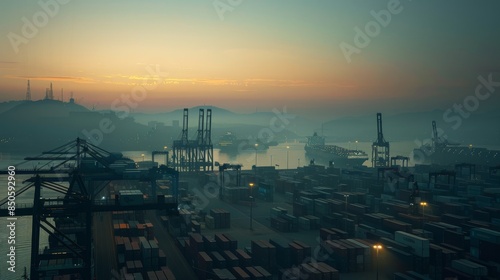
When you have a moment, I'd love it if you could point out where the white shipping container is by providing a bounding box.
[119,190,144,206]
[394,231,429,258]
[451,259,487,276]
[270,208,282,218]
[470,228,500,245]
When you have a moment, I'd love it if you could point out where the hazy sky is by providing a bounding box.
[1,0,499,119]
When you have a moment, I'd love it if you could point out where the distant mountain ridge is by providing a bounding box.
[0,100,498,151]
[1,99,89,119]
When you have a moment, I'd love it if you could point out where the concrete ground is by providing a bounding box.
[93,211,119,280]
[146,211,198,280]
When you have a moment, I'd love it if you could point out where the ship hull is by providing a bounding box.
[218,140,269,153]
[413,146,500,166]
[305,146,367,166]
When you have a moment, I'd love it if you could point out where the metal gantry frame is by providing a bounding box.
[372,113,390,167]
[172,108,213,172]
[152,150,169,166]
[429,170,457,189]
[0,138,179,280]
[391,155,409,168]
[204,109,214,171]
[218,163,242,199]
[173,108,191,171]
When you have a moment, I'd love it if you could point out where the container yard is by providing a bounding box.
[1,111,500,280]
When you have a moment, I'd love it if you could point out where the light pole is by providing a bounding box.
[164,146,168,166]
[298,158,300,168]
[141,153,145,162]
[373,244,382,280]
[286,146,290,169]
[355,140,358,150]
[420,202,427,229]
[270,155,273,166]
[254,143,258,167]
[249,183,254,231]
[344,194,350,231]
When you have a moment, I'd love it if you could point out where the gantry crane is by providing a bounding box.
[0,138,179,280]
[218,163,242,199]
[172,108,213,172]
[372,113,390,167]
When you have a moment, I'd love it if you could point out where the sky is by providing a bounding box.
[1,0,500,119]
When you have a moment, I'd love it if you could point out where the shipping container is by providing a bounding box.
[289,241,304,265]
[211,251,227,269]
[146,271,158,280]
[231,267,251,280]
[222,233,238,250]
[451,259,488,276]
[235,249,252,267]
[470,227,500,244]
[155,271,167,280]
[443,267,475,280]
[269,238,291,268]
[189,233,204,255]
[222,250,239,268]
[292,240,311,258]
[212,268,237,280]
[118,190,144,206]
[253,266,272,280]
[383,219,412,234]
[244,266,264,279]
[299,263,321,280]
[161,266,176,280]
[202,235,217,251]
[215,233,231,250]
[395,231,430,258]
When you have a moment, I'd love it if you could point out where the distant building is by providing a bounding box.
[148,121,165,129]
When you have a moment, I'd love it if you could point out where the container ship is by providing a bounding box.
[412,141,500,167]
[412,121,500,167]
[304,132,368,166]
[217,132,271,153]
